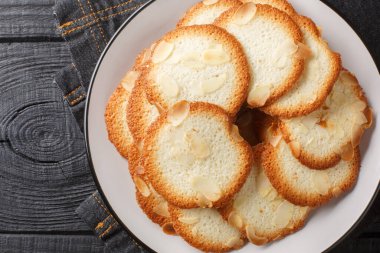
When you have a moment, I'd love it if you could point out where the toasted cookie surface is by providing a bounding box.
[142,25,250,116]
[220,145,310,245]
[241,0,297,16]
[143,102,253,208]
[279,71,371,169]
[262,15,341,117]
[170,206,245,252]
[215,3,304,107]
[127,80,160,144]
[177,0,242,27]
[261,129,360,207]
[105,69,140,159]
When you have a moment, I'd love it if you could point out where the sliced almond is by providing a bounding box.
[301,112,320,129]
[351,100,367,112]
[181,52,205,69]
[268,133,282,147]
[256,171,272,198]
[153,201,170,218]
[272,201,294,228]
[162,222,176,235]
[247,84,271,107]
[273,40,298,62]
[355,112,368,125]
[196,193,213,208]
[295,42,313,60]
[178,216,199,225]
[289,141,301,158]
[225,237,244,249]
[191,176,221,201]
[186,131,211,159]
[340,142,354,161]
[203,0,218,5]
[148,184,160,198]
[228,212,243,229]
[246,225,268,245]
[134,176,151,197]
[167,101,190,127]
[201,73,227,94]
[231,124,244,142]
[332,186,343,196]
[152,41,174,63]
[276,56,289,69]
[351,124,365,147]
[121,71,139,92]
[364,107,373,129]
[266,189,279,202]
[233,3,257,25]
[312,172,330,195]
[156,74,179,98]
[202,47,230,65]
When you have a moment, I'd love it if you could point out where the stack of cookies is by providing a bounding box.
[105,0,373,252]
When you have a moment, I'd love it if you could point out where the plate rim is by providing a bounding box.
[84,1,380,252]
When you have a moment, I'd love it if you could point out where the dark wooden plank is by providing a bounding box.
[0,234,107,253]
[0,0,58,38]
[0,42,96,231]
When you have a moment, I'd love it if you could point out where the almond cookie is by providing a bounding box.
[170,205,245,252]
[143,101,253,208]
[141,25,250,116]
[261,127,361,207]
[261,15,342,117]
[215,3,304,107]
[220,144,310,245]
[279,70,372,169]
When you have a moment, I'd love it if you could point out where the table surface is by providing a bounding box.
[0,0,378,252]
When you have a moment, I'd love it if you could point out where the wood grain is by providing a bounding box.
[0,42,96,231]
[0,234,107,253]
[0,0,59,39]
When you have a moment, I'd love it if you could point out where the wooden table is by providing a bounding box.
[0,1,378,252]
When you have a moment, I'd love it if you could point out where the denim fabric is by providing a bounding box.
[54,0,150,251]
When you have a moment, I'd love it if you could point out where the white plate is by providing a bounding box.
[85,0,380,252]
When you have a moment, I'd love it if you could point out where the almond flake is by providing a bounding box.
[351,124,365,147]
[156,74,179,98]
[276,56,288,69]
[364,108,373,129]
[186,131,211,159]
[152,41,174,63]
[247,84,271,107]
[301,113,320,129]
[256,172,272,198]
[178,216,199,225]
[228,212,243,229]
[225,237,244,249]
[312,172,330,195]
[181,52,205,69]
[340,143,354,161]
[148,184,160,198]
[246,225,268,245]
[200,73,227,95]
[153,201,170,217]
[268,133,282,147]
[162,223,176,235]
[121,71,139,92]
[295,42,313,60]
[203,0,218,5]
[273,40,298,62]
[134,176,151,197]
[191,176,221,201]
[332,186,343,196]
[272,201,294,228]
[196,193,213,208]
[266,189,279,201]
[231,125,244,142]
[351,100,367,112]
[233,3,257,25]
[202,47,230,65]
[167,101,190,127]
[289,141,301,158]
[355,112,368,125]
